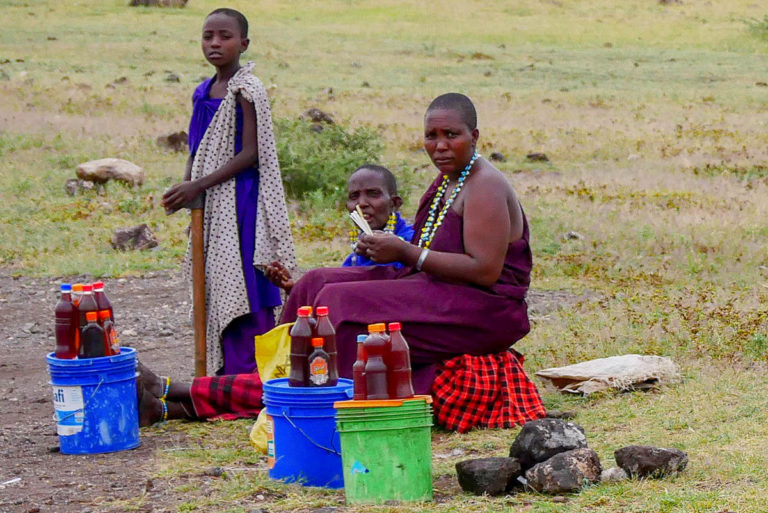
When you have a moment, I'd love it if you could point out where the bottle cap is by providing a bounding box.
[72,284,84,292]
[60,283,72,292]
[93,281,105,290]
[316,306,329,316]
[311,337,324,348]
[356,334,367,343]
[85,311,98,322]
[98,310,111,321]
[297,306,311,317]
[388,322,402,331]
[367,323,386,332]
[306,306,313,315]
[82,284,93,292]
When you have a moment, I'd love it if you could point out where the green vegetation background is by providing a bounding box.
[2,0,768,511]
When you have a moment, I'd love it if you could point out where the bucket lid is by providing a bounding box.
[264,378,353,402]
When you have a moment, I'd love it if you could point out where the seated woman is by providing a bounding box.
[265,164,414,292]
[281,93,546,430]
[138,164,414,426]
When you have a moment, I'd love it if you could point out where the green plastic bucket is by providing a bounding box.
[335,398,433,504]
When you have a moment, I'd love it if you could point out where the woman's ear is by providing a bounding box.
[391,195,403,211]
[471,128,479,147]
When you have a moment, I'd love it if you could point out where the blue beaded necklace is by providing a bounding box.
[418,152,480,248]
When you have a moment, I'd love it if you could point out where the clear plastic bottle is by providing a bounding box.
[54,284,78,359]
[99,310,120,355]
[308,337,331,387]
[315,306,338,386]
[289,306,313,387]
[92,281,114,321]
[352,334,367,400]
[387,322,414,399]
[364,323,389,399]
[79,311,106,358]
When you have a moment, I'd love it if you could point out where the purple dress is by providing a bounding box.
[189,77,282,375]
[281,175,532,394]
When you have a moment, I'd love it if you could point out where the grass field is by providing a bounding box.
[2,0,768,511]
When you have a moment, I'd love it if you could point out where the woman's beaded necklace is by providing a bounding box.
[418,152,480,248]
[349,212,397,247]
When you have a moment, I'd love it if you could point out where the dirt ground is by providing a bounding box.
[0,270,591,513]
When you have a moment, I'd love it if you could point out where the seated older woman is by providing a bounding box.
[282,93,546,431]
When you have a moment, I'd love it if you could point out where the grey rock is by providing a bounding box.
[156,131,188,153]
[301,108,335,124]
[509,418,588,470]
[65,179,98,195]
[76,158,144,187]
[111,224,159,251]
[614,445,688,478]
[526,152,549,162]
[455,457,521,496]
[525,448,601,494]
[489,151,506,162]
[600,466,629,483]
[545,410,576,420]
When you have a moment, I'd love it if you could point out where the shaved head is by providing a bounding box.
[426,93,477,130]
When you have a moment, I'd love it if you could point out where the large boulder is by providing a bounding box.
[76,158,144,187]
[455,457,521,496]
[509,418,588,471]
[614,445,688,478]
[524,448,602,494]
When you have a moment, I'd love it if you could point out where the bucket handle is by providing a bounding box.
[279,411,341,456]
[53,377,105,423]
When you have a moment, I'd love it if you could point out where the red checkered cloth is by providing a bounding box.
[432,350,547,433]
[190,372,263,421]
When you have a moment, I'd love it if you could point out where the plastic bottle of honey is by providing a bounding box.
[288,306,313,387]
[99,310,120,355]
[315,306,338,386]
[387,322,414,399]
[364,323,389,399]
[92,281,114,321]
[308,337,331,386]
[79,311,107,358]
[352,334,367,400]
[77,284,99,333]
[54,284,78,359]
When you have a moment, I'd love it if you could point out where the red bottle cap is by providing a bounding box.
[93,281,105,290]
[368,323,386,332]
[297,306,311,317]
[98,310,111,321]
[388,322,402,331]
[85,311,98,322]
[311,337,324,348]
[316,306,329,316]
[82,284,93,292]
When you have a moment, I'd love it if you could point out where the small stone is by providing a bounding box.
[156,131,188,153]
[526,152,549,162]
[361,81,370,88]
[489,152,506,162]
[455,457,521,496]
[552,496,568,503]
[600,466,629,483]
[301,108,334,124]
[111,224,159,251]
[561,231,584,242]
[204,466,224,477]
[525,448,601,494]
[145,478,154,491]
[614,445,688,478]
[76,158,144,187]
[122,329,138,337]
[545,410,576,420]
[165,72,181,82]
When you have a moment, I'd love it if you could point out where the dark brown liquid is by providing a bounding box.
[364,331,389,399]
[54,292,78,359]
[79,321,106,358]
[387,329,414,399]
[315,313,338,386]
[289,316,313,387]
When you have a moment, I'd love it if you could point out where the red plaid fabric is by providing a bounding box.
[190,372,263,421]
[432,350,547,433]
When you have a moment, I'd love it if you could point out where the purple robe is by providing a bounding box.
[189,78,282,375]
[281,175,532,393]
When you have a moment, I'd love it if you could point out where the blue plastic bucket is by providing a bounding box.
[263,377,353,488]
[46,347,140,455]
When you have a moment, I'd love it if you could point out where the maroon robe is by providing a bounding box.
[281,175,532,394]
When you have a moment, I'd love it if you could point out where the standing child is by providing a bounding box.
[162,8,296,376]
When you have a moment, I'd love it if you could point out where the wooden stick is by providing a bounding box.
[190,207,207,377]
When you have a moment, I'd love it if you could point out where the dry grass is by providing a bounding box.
[3,0,768,511]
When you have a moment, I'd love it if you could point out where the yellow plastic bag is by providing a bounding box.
[250,322,292,453]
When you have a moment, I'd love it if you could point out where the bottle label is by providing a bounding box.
[309,356,329,385]
[266,414,275,469]
[52,386,85,436]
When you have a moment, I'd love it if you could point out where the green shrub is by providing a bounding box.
[746,15,768,40]
[275,119,383,206]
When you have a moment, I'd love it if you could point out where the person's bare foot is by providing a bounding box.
[137,361,165,398]
[138,387,163,427]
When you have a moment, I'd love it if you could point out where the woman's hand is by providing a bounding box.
[265,261,295,292]
[162,181,203,212]
[358,232,408,264]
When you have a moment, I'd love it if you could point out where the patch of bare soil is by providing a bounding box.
[0,269,594,513]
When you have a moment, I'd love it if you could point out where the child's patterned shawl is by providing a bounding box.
[185,62,296,373]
